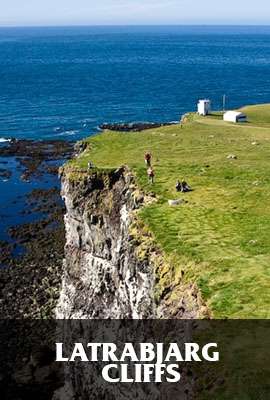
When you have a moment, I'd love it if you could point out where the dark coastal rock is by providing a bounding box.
[0,321,64,399]
[0,139,74,319]
[0,184,66,318]
[24,187,64,215]
[74,140,88,155]
[0,215,65,318]
[0,138,74,158]
[99,121,177,132]
[0,138,74,180]
[0,240,14,266]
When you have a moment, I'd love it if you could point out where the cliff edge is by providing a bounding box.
[56,164,205,319]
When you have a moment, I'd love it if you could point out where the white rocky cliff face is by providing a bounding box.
[53,165,206,400]
[55,167,156,319]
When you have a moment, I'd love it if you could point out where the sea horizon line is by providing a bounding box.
[0,23,270,29]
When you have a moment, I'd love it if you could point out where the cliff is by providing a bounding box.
[56,165,205,319]
[56,166,155,318]
[54,164,205,399]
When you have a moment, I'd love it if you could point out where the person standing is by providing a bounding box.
[144,152,152,167]
[147,167,155,184]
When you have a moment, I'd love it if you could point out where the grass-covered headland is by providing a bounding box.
[68,104,270,319]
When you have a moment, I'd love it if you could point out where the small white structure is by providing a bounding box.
[197,99,211,116]
[223,111,247,123]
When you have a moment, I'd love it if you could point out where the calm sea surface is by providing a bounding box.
[1,26,270,241]
[0,26,270,141]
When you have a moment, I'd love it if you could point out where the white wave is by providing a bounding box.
[0,138,11,143]
[55,130,79,137]
[53,127,63,132]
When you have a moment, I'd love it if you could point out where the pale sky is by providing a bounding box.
[0,0,270,26]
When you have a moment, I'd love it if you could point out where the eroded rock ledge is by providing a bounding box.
[56,165,207,319]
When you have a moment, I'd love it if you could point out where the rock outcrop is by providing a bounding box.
[56,166,156,319]
[99,122,177,132]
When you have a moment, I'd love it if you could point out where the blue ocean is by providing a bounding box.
[1,25,270,141]
[1,25,270,242]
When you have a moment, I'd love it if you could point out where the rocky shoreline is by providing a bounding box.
[0,138,73,180]
[99,121,177,132]
[0,139,74,318]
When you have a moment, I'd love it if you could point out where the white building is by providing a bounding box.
[223,111,247,123]
[197,99,211,116]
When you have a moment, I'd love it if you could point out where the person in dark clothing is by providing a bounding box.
[176,180,192,192]
[182,181,192,192]
[144,152,152,167]
[176,180,182,192]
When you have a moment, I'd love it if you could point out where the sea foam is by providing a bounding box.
[0,138,11,143]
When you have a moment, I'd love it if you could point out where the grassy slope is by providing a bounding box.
[240,103,270,125]
[70,105,270,319]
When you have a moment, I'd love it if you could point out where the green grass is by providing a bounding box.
[240,103,270,125]
[195,321,270,399]
[69,104,270,318]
